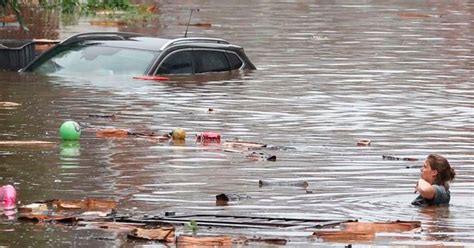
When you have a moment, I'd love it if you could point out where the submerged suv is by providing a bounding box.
[21,32,256,76]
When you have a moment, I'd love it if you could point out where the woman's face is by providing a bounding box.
[421,160,438,184]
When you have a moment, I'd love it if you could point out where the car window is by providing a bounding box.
[156,51,193,75]
[193,50,230,73]
[226,53,243,70]
[32,44,158,75]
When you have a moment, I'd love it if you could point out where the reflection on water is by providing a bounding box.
[1,0,474,246]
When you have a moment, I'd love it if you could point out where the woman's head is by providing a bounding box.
[421,154,456,187]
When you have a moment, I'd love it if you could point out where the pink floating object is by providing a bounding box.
[0,185,17,209]
[196,132,221,143]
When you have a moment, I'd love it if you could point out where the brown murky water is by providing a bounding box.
[1,0,473,246]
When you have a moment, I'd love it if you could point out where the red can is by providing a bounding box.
[196,132,221,143]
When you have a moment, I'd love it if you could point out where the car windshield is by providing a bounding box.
[31,44,158,76]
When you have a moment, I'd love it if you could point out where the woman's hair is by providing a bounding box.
[427,154,456,188]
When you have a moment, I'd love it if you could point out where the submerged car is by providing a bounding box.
[21,32,256,77]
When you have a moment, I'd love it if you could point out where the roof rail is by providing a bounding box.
[60,32,144,45]
[160,37,229,51]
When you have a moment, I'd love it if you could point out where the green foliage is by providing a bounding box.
[38,0,131,14]
[61,0,79,14]
[0,0,27,30]
[185,219,199,236]
[0,0,152,30]
[86,0,130,10]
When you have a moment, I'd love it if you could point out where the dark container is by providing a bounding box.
[0,40,35,71]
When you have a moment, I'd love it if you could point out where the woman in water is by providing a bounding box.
[412,154,456,206]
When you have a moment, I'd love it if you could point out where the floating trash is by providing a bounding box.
[246,151,276,161]
[196,132,221,143]
[382,155,418,161]
[357,139,371,146]
[128,226,175,242]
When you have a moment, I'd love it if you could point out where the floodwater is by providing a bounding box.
[1,0,474,246]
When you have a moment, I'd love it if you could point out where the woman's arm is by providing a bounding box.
[415,178,436,199]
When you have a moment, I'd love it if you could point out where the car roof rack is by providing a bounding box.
[160,37,229,51]
[60,32,144,45]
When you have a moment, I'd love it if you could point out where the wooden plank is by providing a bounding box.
[0,141,56,147]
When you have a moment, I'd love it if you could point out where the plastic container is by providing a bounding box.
[196,132,221,143]
[0,39,35,71]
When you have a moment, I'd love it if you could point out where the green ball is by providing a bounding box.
[59,121,81,141]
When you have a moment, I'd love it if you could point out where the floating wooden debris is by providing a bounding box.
[259,180,309,188]
[80,221,144,231]
[313,230,374,241]
[52,198,117,211]
[215,193,251,206]
[0,141,55,147]
[88,114,116,119]
[342,220,421,232]
[357,139,371,146]
[177,235,232,247]
[398,12,435,18]
[18,214,78,223]
[313,220,421,242]
[246,151,276,161]
[128,226,175,242]
[223,141,267,150]
[18,203,48,214]
[382,155,418,161]
[178,22,212,27]
[0,102,21,107]
[96,129,170,141]
[243,237,288,245]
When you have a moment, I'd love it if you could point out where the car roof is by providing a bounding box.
[61,32,239,52]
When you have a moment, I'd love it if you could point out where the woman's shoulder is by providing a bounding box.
[432,184,450,205]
